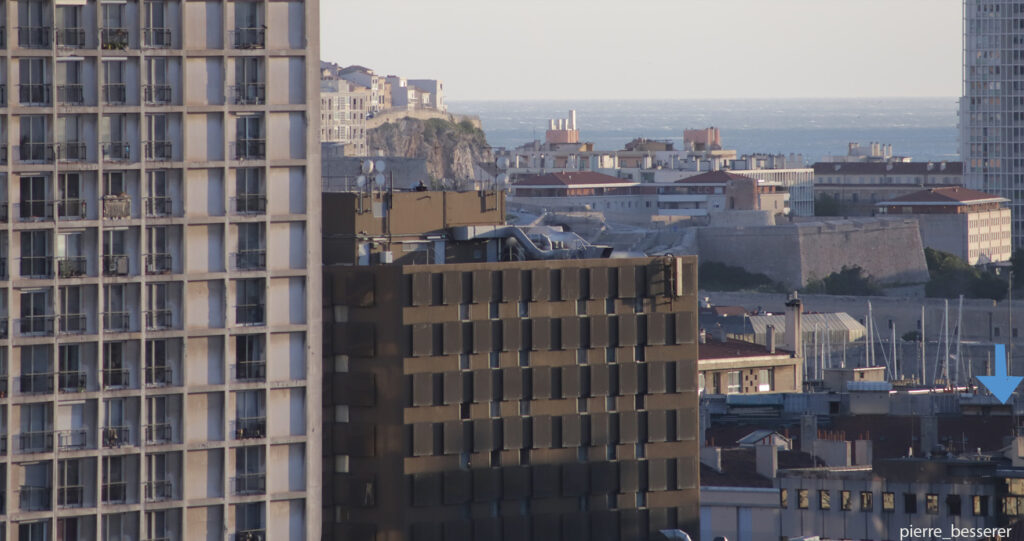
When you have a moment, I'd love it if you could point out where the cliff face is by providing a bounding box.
[367,118,492,181]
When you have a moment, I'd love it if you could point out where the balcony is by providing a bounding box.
[16,430,53,453]
[58,372,87,393]
[101,28,129,50]
[102,195,132,219]
[103,368,129,389]
[101,482,127,504]
[145,196,172,217]
[56,84,84,105]
[234,195,267,215]
[144,480,173,502]
[58,313,87,334]
[17,200,54,221]
[19,485,51,511]
[145,253,172,275]
[21,256,54,279]
[231,28,266,49]
[103,254,130,276]
[236,360,265,382]
[57,257,87,278]
[231,83,266,105]
[145,309,172,330]
[103,311,131,332]
[145,140,173,161]
[17,142,54,163]
[235,530,266,541]
[144,84,172,105]
[102,141,131,161]
[19,371,53,393]
[102,84,127,105]
[19,314,55,336]
[145,365,172,387]
[18,26,51,49]
[235,250,266,271]
[57,485,84,508]
[19,83,52,106]
[102,425,129,448]
[234,139,266,160]
[144,422,172,444]
[57,198,87,220]
[236,304,265,326]
[56,429,88,450]
[56,27,86,48]
[143,27,172,48]
[235,417,266,439]
[53,142,87,162]
[233,473,266,495]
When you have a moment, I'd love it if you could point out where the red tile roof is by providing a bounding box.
[514,172,635,187]
[879,186,1007,205]
[675,170,756,184]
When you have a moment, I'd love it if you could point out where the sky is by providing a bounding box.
[320,0,963,101]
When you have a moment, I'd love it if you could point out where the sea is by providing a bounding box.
[448,98,960,164]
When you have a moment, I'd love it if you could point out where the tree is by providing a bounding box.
[803,265,884,296]
[814,194,841,217]
[924,247,1007,301]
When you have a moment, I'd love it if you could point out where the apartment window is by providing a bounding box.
[57,60,84,105]
[57,517,84,541]
[860,491,873,511]
[57,232,86,278]
[926,493,939,514]
[144,58,172,104]
[103,171,132,219]
[947,494,962,516]
[103,397,129,447]
[19,521,50,541]
[20,344,52,394]
[726,371,741,394]
[819,490,831,510]
[780,488,788,508]
[103,230,130,276]
[20,174,51,221]
[20,289,53,338]
[235,115,265,159]
[56,5,85,48]
[146,283,172,329]
[882,492,895,512]
[18,0,51,48]
[234,57,265,104]
[146,226,172,275]
[19,402,52,452]
[146,114,172,160]
[840,490,852,511]
[58,344,85,393]
[144,0,172,47]
[58,173,86,219]
[757,368,773,392]
[102,61,127,105]
[236,334,266,381]
[233,1,265,48]
[146,339,172,387]
[58,458,84,507]
[147,170,172,216]
[145,452,173,501]
[103,513,131,541]
[104,284,130,331]
[236,168,266,213]
[146,395,172,444]
[103,341,129,388]
[973,495,989,516]
[904,493,917,514]
[19,115,49,163]
[19,58,51,106]
[100,3,129,50]
[236,223,266,270]
[235,446,266,495]
[59,286,86,333]
[797,489,808,509]
[146,510,173,541]
[236,390,266,439]
[236,278,265,325]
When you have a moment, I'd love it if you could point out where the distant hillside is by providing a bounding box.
[367,117,492,181]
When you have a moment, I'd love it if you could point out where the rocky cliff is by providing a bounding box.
[367,117,492,182]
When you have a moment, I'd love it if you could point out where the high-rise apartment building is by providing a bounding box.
[961,0,1024,244]
[0,1,322,540]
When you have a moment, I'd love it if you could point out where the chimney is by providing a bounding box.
[756,444,778,479]
[800,413,817,453]
[714,323,727,343]
[766,324,776,354]
[570,110,577,130]
[699,329,707,344]
[700,446,722,473]
[784,292,802,356]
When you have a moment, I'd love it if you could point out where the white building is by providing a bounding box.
[0,2,322,541]
[407,79,444,111]
[320,79,370,154]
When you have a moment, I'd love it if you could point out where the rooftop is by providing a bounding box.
[675,170,756,184]
[812,161,964,176]
[514,172,636,187]
[700,448,821,488]
[877,186,1009,206]
[699,338,791,360]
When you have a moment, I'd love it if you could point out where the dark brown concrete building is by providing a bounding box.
[321,191,701,541]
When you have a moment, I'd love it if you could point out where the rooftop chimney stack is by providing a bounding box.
[766,325,776,354]
[756,444,778,479]
[784,292,802,356]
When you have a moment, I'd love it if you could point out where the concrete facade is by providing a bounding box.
[320,79,370,154]
[0,2,323,540]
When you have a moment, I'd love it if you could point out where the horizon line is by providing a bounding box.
[446,96,960,103]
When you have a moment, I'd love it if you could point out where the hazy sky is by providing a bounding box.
[321,0,962,101]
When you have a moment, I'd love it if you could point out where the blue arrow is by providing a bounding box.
[977,344,1022,404]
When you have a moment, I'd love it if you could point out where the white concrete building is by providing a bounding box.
[407,79,443,112]
[0,2,322,541]
[320,79,369,154]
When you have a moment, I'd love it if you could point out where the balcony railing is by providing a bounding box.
[102,194,132,219]
[56,429,88,450]
[233,473,266,495]
[146,309,172,330]
[54,142,87,162]
[144,480,173,502]
[101,482,126,504]
[16,430,53,453]
[145,422,172,444]
[17,200,55,221]
[103,368,129,389]
[236,304,265,326]
[101,28,129,50]
[143,27,172,48]
[235,530,266,541]
[56,27,86,48]
[57,198,87,219]
[102,141,131,161]
[18,314,55,336]
[145,196,172,217]
[103,311,131,332]
[19,485,51,511]
[58,313,87,334]
[103,254,130,276]
[235,417,266,439]
[102,84,127,105]
[231,28,266,49]
[57,485,84,508]
[145,253,172,274]
[58,372,87,393]
[234,139,266,160]
[57,256,87,278]
[145,140,173,161]
[234,195,267,215]
[144,84,172,105]
[57,84,84,105]
[102,425,130,448]
[19,371,53,393]
[19,83,52,105]
[18,26,51,49]
[20,256,54,278]
[231,83,266,105]
[235,250,266,271]
[236,359,265,382]
[17,143,54,163]
[145,365,172,387]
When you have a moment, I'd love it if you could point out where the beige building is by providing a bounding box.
[813,161,963,216]
[320,78,370,154]
[0,1,323,541]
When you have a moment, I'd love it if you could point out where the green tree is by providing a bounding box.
[803,265,883,296]
[924,248,1007,301]
[814,194,841,217]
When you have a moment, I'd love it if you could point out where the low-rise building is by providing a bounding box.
[658,171,789,219]
[408,79,445,111]
[813,161,964,216]
[877,186,1011,264]
[320,78,371,153]
[338,65,390,112]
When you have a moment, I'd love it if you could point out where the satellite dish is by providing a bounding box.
[355,175,366,188]
[374,173,386,187]
[361,159,374,174]
[374,160,387,173]
[497,173,509,185]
